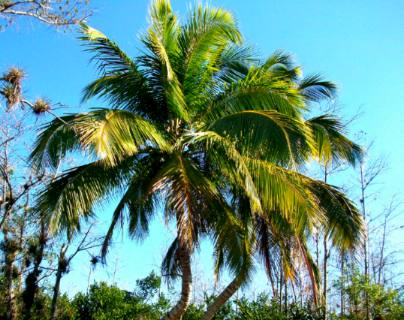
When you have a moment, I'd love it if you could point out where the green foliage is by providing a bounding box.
[334,270,404,320]
[71,278,169,320]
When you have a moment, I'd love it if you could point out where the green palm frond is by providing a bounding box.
[82,73,162,120]
[79,24,163,120]
[185,130,262,215]
[261,50,302,81]
[178,4,242,113]
[298,74,337,102]
[100,153,166,260]
[245,158,320,230]
[308,180,363,250]
[35,157,134,234]
[74,109,170,164]
[32,109,170,168]
[30,115,81,171]
[203,65,307,123]
[308,114,363,166]
[79,23,136,75]
[210,110,313,164]
[262,50,295,71]
[215,45,256,83]
[212,213,255,284]
[142,0,190,122]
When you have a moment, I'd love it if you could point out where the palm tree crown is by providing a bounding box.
[30,1,363,319]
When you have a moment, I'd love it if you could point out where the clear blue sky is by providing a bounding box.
[1,0,403,297]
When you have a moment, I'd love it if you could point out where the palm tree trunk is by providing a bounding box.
[162,246,192,320]
[202,275,243,320]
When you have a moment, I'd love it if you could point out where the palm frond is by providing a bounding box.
[185,130,262,215]
[142,0,190,122]
[151,152,226,248]
[308,114,363,166]
[30,115,83,171]
[100,152,166,260]
[209,110,313,164]
[178,4,242,114]
[215,45,256,83]
[245,158,320,229]
[308,180,363,250]
[161,237,180,284]
[298,74,337,102]
[79,23,136,75]
[35,157,134,234]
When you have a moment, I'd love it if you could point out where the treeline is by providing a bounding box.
[1,271,402,319]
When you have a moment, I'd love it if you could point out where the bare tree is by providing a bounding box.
[0,0,91,28]
[50,223,103,320]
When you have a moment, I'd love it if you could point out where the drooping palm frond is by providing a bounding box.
[30,115,81,171]
[79,23,136,75]
[100,152,167,260]
[245,158,321,232]
[297,237,320,304]
[31,109,171,168]
[298,74,337,102]
[151,152,230,249]
[212,210,255,285]
[35,157,134,234]
[185,130,262,215]
[210,110,313,164]
[308,114,363,166]
[308,180,363,250]
[215,45,256,83]
[161,237,181,283]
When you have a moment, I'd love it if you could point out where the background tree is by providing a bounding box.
[0,0,90,29]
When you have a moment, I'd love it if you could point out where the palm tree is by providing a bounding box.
[29,1,361,318]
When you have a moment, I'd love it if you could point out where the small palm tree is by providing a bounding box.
[30,1,362,319]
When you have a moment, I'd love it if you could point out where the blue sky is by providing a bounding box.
[1,0,403,297]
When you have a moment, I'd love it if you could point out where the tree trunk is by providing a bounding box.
[202,275,243,320]
[22,218,47,320]
[162,246,192,320]
[323,237,329,319]
[17,199,28,293]
[4,230,18,320]
[50,245,67,320]
[340,252,345,317]
[359,161,370,320]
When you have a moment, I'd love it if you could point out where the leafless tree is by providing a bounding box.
[0,0,91,29]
